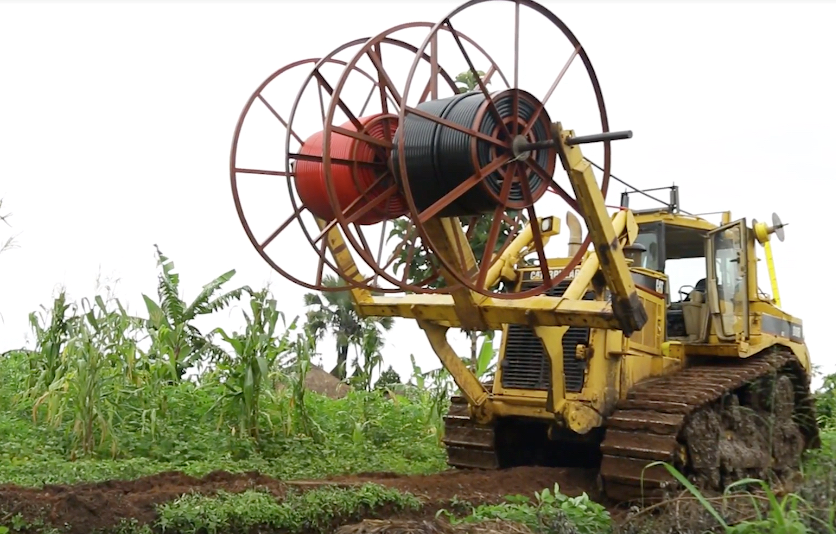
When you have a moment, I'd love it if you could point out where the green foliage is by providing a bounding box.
[143,245,251,380]
[455,69,487,93]
[631,461,836,534]
[303,274,393,385]
[155,484,421,534]
[0,247,446,483]
[3,242,836,534]
[374,366,401,390]
[210,289,296,440]
[439,484,611,534]
[815,371,836,430]
[0,197,16,258]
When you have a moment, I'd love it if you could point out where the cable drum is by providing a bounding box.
[391,88,555,217]
[295,113,407,225]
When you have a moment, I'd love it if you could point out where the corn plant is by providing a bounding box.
[282,325,323,442]
[32,318,121,457]
[405,354,454,438]
[23,290,78,395]
[210,289,295,440]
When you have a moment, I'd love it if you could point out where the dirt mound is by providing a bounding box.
[0,470,286,534]
[320,466,602,504]
[0,467,600,533]
[277,364,351,399]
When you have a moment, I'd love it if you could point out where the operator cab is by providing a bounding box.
[631,220,711,341]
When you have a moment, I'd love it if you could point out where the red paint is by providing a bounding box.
[295,114,406,225]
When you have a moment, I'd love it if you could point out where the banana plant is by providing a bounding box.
[142,245,251,381]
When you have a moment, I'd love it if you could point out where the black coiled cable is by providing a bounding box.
[391,90,552,217]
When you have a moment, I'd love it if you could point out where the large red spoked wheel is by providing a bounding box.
[392,0,614,299]
[290,24,512,294]
[231,56,414,293]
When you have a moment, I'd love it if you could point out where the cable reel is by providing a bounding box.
[230,0,632,299]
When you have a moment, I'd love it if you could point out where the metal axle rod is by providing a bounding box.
[513,130,633,155]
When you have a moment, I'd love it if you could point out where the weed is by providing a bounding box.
[438,484,611,534]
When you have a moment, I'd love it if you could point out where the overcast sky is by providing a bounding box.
[1,1,833,387]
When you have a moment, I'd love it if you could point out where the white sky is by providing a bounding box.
[1,1,834,388]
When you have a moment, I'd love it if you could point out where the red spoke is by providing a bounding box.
[354,222,376,255]
[367,45,403,108]
[430,33,439,100]
[257,94,304,146]
[401,229,419,283]
[404,106,507,149]
[259,205,307,250]
[417,154,511,223]
[317,79,327,124]
[316,238,327,286]
[331,125,393,149]
[235,168,291,177]
[512,1,520,137]
[372,219,389,285]
[288,152,386,170]
[444,18,512,140]
[477,163,517,288]
[346,184,398,225]
[313,172,392,243]
[520,45,580,137]
[483,65,497,85]
[359,83,376,116]
[519,177,550,283]
[369,44,392,142]
[523,156,579,211]
[314,69,390,164]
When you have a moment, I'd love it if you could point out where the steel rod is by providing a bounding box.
[513,130,632,154]
[565,130,632,145]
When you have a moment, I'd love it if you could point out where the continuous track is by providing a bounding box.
[442,394,501,470]
[441,348,820,503]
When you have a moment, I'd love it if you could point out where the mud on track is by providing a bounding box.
[0,467,602,533]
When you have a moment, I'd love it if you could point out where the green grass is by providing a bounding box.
[153,484,423,534]
[0,352,448,488]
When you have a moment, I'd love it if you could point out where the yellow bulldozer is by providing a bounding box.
[229,0,820,503]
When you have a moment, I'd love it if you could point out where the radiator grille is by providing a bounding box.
[499,278,593,392]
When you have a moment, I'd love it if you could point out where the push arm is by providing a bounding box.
[553,123,648,336]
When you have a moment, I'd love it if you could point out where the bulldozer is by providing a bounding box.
[229,0,820,503]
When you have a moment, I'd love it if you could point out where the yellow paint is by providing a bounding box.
[309,121,812,447]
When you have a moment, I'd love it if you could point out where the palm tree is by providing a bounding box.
[303,274,393,381]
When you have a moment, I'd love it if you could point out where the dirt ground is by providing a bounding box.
[276,364,352,399]
[0,467,603,533]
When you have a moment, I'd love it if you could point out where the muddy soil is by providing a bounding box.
[0,467,602,533]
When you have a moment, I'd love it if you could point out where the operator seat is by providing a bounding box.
[666,278,707,339]
[682,278,708,340]
[686,278,706,301]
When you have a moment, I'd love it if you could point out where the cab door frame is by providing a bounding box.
[705,219,750,342]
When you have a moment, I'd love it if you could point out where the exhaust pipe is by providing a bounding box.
[567,211,582,256]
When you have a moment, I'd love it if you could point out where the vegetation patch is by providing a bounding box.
[1,242,836,534]
[154,484,422,534]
